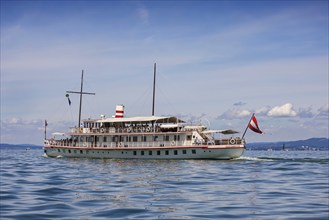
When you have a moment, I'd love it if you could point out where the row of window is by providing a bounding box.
[133,149,196,156]
[73,134,186,143]
[47,148,198,156]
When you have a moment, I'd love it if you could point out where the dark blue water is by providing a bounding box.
[1,149,328,219]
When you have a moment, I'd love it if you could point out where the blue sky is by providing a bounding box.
[1,0,328,145]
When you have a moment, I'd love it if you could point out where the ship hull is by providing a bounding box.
[44,145,244,160]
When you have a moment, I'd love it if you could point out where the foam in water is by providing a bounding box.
[234,156,274,162]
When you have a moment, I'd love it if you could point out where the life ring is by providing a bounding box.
[171,141,176,146]
[100,128,105,133]
[146,127,151,132]
[229,138,236,145]
[119,142,123,147]
[127,127,132,133]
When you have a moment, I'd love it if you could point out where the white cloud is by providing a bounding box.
[255,106,271,115]
[218,109,251,120]
[267,103,297,117]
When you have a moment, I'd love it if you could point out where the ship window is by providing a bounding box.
[112,136,117,142]
[165,150,169,155]
[126,136,131,142]
[142,136,147,142]
[95,136,99,142]
[58,149,60,152]
[141,151,144,155]
[187,135,192,141]
[174,150,178,155]
[164,135,169,141]
[133,151,137,155]
[80,150,83,154]
[174,135,180,141]
[103,137,107,142]
[149,151,152,155]
[182,150,187,154]
[153,136,158,141]
[68,150,71,153]
[133,136,138,142]
[192,149,196,154]
[157,151,161,155]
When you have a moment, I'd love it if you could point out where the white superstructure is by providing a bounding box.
[44,114,245,159]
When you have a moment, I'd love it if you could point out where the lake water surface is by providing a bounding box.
[1,149,328,219]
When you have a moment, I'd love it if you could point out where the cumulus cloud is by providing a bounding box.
[267,103,297,117]
[255,106,271,116]
[217,109,251,120]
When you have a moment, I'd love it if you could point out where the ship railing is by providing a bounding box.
[69,140,187,148]
[70,126,164,134]
[214,138,244,145]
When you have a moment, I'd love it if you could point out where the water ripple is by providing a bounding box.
[0,149,328,219]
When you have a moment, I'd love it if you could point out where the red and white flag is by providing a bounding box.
[248,115,263,134]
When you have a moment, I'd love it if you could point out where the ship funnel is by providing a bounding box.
[115,104,124,118]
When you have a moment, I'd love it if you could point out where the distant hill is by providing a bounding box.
[246,138,329,150]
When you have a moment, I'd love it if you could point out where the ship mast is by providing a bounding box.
[66,70,96,127]
[152,63,156,116]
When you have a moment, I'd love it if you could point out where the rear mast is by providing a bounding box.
[152,62,156,116]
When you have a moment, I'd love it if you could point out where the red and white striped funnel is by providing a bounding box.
[115,104,124,118]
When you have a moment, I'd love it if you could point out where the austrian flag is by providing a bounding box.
[248,115,263,134]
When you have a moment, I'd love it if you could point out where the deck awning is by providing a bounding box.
[96,116,185,124]
[202,129,239,134]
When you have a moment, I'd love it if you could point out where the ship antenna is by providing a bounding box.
[66,70,96,127]
[152,62,156,116]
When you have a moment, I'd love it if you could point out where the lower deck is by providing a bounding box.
[44,145,245,159]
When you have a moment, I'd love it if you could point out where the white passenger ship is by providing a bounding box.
[43,67,245,159]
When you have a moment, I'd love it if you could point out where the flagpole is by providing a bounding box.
[242,113,254,139]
